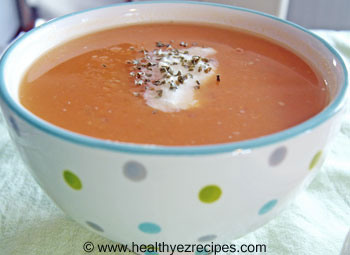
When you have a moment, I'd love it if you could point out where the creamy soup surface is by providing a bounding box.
[19,23,329,145]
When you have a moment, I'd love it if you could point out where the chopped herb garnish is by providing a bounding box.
[135,80,143,86]
[136,72,144,78]
[178,75,184,84]
[153,80,161,86]
[127,41,215,99]
[204,67,212,73]
[180,41,188,47]
[156,89,163,98]
[156,41,165,47]
[192,56,200,64]
[169,81,177,90]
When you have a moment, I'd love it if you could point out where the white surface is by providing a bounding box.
[133,0,290,18]
[27,0,125,19]
[191,0,290,19]
[0,0,20,52]
[288,0,350,30]
[29,0,289,19]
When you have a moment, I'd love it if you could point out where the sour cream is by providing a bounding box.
[130,46,217,112]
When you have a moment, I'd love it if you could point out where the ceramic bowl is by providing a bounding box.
[0,1,348,250]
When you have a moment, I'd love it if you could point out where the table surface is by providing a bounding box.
[0,30,349,255]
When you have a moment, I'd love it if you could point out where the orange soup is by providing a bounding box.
[19,23,329,146]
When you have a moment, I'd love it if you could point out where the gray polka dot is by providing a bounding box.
[269,146,287,166]
[9,116,20,136]
[86,221,104,232]
[198,234,217,242]
[123,161,147,181]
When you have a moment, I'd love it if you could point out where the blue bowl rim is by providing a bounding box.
[0,1,348,155]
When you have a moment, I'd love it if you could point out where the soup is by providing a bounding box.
[19,23,329,146]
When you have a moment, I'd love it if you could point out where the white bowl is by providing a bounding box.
[0,1,348,251]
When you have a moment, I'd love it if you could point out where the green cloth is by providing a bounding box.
[0,30,349,255]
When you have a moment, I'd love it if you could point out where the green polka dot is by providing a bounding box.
[309,150,323,170]
[199,185,222,203]
[63,170,82,190]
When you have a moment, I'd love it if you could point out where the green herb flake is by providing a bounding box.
[156,89,163,98]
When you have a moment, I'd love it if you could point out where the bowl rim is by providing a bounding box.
[0,1,348,155]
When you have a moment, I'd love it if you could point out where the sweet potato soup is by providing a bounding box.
[19,23,329,146]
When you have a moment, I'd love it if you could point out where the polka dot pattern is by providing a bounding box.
[123,161,147,181]
[309,150,323,170]
[56,142,296,239]
[145,245,159,255]
[199,185,222,203]
[9,116,20,136]
[195,251,208,255]
[269,146,287,166]
[86,221,104,232]
[63,170,82,190]
[145,251,158,255]
[258,199,278,215]
[138,222,161,234]
[198,234,217,242]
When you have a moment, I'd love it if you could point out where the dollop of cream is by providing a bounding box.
[129,46,217,112]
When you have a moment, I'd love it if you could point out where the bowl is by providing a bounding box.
[0,1,348,250]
